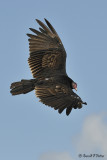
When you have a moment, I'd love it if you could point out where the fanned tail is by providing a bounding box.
[10,79,36,95]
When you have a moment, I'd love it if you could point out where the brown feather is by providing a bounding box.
[44,19,57,35]
[36,19,53,37]
[34,80,86,115]
[39,28,47,34]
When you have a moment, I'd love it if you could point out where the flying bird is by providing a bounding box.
[10,19,87,116]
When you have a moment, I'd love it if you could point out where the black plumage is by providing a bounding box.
[10,19,87,116]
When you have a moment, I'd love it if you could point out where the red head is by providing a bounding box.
[72,82,77,91]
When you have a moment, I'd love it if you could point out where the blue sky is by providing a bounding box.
[0,0,107,160]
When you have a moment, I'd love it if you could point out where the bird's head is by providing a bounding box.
[72,82,77,91]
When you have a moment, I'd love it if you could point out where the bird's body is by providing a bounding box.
[10,19,87,116]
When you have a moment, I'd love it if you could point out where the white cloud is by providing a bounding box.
[39,113,107,160]
[73,113,107,154]
[39,152,74,160]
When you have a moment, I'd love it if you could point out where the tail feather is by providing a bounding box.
[10,79,36,95]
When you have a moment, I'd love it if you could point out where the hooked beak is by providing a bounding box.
[75,88,77,91]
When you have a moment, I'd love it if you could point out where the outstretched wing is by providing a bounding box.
[35,83,87,116]
[27,19,67,79]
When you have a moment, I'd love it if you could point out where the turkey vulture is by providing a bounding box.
[10,19,87,116]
